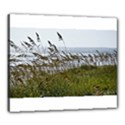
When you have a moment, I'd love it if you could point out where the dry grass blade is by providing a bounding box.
[48,40,53,46]
[9,40,15,45]
[57,32,67,53]
[53,45,59,52]
[48,47,54,52]
[27,36,36,45]
[36,32,41,42]
[23,41,32,48]
[21,42,27,50]
[9,40,20,50]
[57,32,63,41]
[32,52,48,60]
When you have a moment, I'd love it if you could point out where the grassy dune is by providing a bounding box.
[10,65,117,98]
[9,32,117,98]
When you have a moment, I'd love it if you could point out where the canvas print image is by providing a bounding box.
[9,14,117,112]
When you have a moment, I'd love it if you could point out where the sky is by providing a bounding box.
[10,28,117,48]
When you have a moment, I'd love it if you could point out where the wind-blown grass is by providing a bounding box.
[9,32,117,98]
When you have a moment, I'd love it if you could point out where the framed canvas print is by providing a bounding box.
[8,13,118,112]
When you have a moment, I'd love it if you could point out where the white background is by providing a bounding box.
[0,0,124,125]
[10,14,117,30]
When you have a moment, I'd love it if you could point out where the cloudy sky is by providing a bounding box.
[10,28,117,48]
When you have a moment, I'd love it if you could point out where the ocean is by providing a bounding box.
[10,47,117,66]
[66,47,116,54]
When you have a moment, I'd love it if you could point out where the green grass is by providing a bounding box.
[9,33,117,98]
[10,65,117,98]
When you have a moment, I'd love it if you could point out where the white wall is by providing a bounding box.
[0,0,124,125]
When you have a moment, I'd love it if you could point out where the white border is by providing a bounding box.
[10,14,117,30]
[10,96,117,112]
